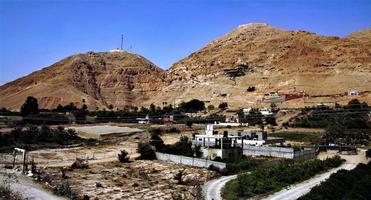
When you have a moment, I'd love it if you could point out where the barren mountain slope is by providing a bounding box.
[0,51,166,110]
[147,23,371,108]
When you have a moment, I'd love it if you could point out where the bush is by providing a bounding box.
[71,158,89,169]
[174,169,186,184]
[208,164,221,172]
[118,150,130,163]
[218,102,228,110]
[53,182,79,199]
[207,105,215,110]
[164,136,194,157]
[366,149,371,158]
[149,132,165,151]
[247,86,256,92]
[137,142,156,160]
[186,120,193,128]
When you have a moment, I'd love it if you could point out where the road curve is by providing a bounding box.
[0,171,65,200]
[203,174,237,200]
[263,163,357,200]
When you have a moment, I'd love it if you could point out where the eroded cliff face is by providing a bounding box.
[0,51,166,110]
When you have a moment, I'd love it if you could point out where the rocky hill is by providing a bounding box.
[1,24,370,110]
[147,23,371,108]
[0,51,166,110]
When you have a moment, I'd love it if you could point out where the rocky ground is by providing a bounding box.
[42,160,218,200]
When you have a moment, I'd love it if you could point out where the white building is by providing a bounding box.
[348,89,359,96]
[193,125,269,159]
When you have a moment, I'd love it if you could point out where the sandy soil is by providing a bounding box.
[68,125,144,139]
[43,160,218,200]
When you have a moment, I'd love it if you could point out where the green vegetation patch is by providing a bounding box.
[222,156,344,200]
[298,162,371,200]
[270,131,321,143]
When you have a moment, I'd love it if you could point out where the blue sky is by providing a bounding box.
[0,0,370,85]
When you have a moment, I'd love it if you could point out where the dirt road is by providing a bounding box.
[262,163,356,200]
[263,150,369,200]
[204,174,237,200]
[0,171,64,200]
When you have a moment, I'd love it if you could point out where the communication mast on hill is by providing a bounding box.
[121,34,123,50]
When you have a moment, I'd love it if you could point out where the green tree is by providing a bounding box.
[20,96,39,116]
[137,142,156,160]
[179,99,205,113]
[149,132,165,151]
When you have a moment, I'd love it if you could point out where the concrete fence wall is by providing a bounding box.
[243,146,295,159]
[294,148,317,160]
[156,152,226,170]
[243,146,316,159]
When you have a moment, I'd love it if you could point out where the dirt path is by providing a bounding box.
[0,171,65,200]
[203,174,237,200]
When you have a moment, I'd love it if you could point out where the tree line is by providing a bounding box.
[0,125,91,151]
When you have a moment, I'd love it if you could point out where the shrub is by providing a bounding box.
[137,142,156,160]
[366,149,371,158]
[247,86,256,92]
[174,169,186,184]
[149,132,165,151]
[218,102,228,110]
[213,156,223,162]
[208,164,221,172]
[118,150,130,163]
[71,158,89,169]
[186,120,193,128]
[207,105,215,110]
[53,182,79,199]
[194,145,202,158]
[165,136,194,157]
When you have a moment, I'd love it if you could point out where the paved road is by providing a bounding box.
[263,163,356,200]
[0,171,64,200]
[203,174,237,200]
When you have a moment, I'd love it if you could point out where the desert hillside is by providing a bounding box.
[1,23,370,110]
[0,51,166,110]
[147,23,371,108]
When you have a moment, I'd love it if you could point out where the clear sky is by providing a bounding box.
[0,0,370,85]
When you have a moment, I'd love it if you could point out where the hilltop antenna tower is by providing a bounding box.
[120,34,123,50]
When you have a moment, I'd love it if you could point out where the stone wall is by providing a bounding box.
[156,152,226,170]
